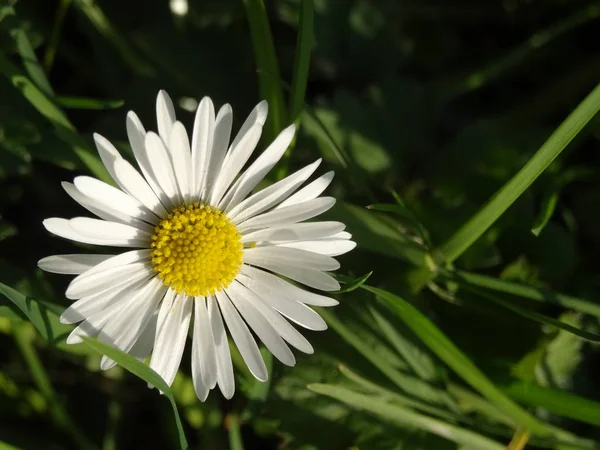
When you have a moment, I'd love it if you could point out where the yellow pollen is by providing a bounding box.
[150,202,243,297]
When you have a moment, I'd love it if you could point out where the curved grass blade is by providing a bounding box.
[531,188,559,236]
[459,283,600,342]
[438,82,600,264]
[502,381,600,427]
[289,0,314,122]
[367,203,430,245]
[331,271,372,294]
[56,96,124,110]
[0,282,71,343]
[308,384,506,450]
[0,53,110,181]
[241,0,286,142]
[450,270,600,318]
[362,284,550,435]
[82,337,188,450]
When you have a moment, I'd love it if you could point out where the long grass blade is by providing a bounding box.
[362,284,550,435]
[289,0,314,122]
[438,82,600,264]
[241,0,286,142]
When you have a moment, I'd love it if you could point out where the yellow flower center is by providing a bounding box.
[150,203,243,297]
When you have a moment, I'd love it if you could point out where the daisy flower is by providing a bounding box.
[38,90,355,400]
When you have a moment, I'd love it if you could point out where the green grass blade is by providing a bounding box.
[241,0,286,142]
[362,284,549,434]
[367,203,430,245]
[438,82,600,264]
[370,307,438,381]
[228,413,244,450]
[0,282,71,343]
[289,0,314,122]
[0,53,110,181]
[338,365,457,422]
[331,271,373,294]
[458,283,600,342]
[82,337,188,450]
[4,6,54,96]
[56,96,124,109]
[13,324,97,450]
[308,384,506,450]
[502,381,600,427]
[451,270,600,318]
[531,187,559,236]
[43,0,73,73]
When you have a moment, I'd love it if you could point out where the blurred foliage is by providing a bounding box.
[2,0,600,449]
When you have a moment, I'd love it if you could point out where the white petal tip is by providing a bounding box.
[66,334,83,345]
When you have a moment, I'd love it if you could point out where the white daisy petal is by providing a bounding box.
[43,218,146,247]
[277,239,357,256]
[330,231,352,240]
[238,268,327,330]
[191,97,216,196]
[223,124,295,210]
[98,278,167,370]
[74,176,158,224]
[215,290,268,382]
[203,104,233,199]
[113,158,168,217]
[229,280,313,353]
[229,159,322,223]
[62,182,152,231]
[237,197,336,233]
[149,294,192,386]
[60,279,145,324]
[241,221,345,244]
[129,311,159,362]
[65,261,152,300]
[192,297,218,392]
[126,111,171,207]
[168,121,193,203]
[210,124,262,206]
[208,296,235,399]
[66,306,121,344]
[70,217,150,242]
[92,133,122,187]
[228,100,268,153]
[276,171,334,209]
[75,249,151,279]
[37,254,114,275]
[145,132,180,203]
[226,281,295,366]
[244,246,340,271]
[156,90,176,143]
[239,265,338,307]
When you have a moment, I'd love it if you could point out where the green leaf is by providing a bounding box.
[0,53,110,181]
[0,282,70,344]
[289,0,313,122]
[370,306,438,381]
[308,384,506,450]
[457,283,600,342]
[531,187,559,236]
[331,271,372,294]
[55,96,124,110]
[438,82,600,264]
[501,381,600,427]
[367,203,430,245]
[81,337,188,450]
[450,270,600,318]
[362,284,550,435]
[241,0,286,142]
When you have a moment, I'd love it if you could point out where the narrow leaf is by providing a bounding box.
[331,271,372,294]
[56,96,124,110]
[82,337,188,450]
[531,188,558,236]
[362,284,550,435]
[438,82,600,263]
[367,203,430,245]
[289,0,314,121]
[308,384,506,450]
[241,0,286,142]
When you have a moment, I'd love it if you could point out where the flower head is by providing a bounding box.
[39,90,355,400]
